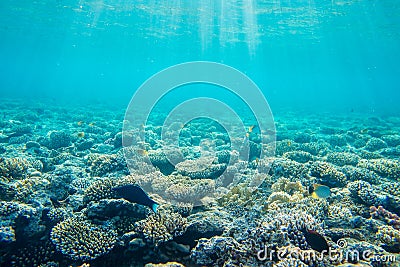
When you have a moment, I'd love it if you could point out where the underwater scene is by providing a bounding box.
[1,0,400,267]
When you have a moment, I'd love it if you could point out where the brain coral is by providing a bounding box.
[50,218,117,261]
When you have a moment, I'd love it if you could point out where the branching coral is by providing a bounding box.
[357,158,400,180]
[377,225,400,247]
[326,152,360,166]
[86,154,123,177]
[310,161,347,186]
[50,218,117,261]
[46,131,71,149]
[0,157,30,181]
[151,174,215,205]
[135,207,187,247]
[83,178,118,204]
[347,181,389,207]
[283,151,314,163]
[175,157,226,179]
[370,206,400,230]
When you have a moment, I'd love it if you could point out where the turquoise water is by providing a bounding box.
[1,0,399,114]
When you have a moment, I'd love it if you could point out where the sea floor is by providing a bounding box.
[0,98,399,267]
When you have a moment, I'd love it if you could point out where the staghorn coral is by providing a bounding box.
[50,218,117,261]
[135,207,187,247]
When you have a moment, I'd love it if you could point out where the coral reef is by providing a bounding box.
[135,207,187,247]
[175,156,226,179]
[310,161,347,186]
[326,152,360,166]
[357,158,400,180]
[1,100,400,267]
[347,180,389,207]
[0,157,30,181]
[83,178,118,204]
[50,218,117,261]
[86,153,125,177]
[46,131,71,149]
[370,206,400,230]
[365,137,387,151]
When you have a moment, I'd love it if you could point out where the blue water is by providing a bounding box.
[0,0,399,114]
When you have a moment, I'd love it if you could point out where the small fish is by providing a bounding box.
[77,132,85,138]
[311,184,331,199]
[113,184,159,213]
[77,121,84,126]
[302,228,329,252]
[136,149,148,156]
[287,140,292,147]
[248,125,257,133]
[360,128,368,134]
